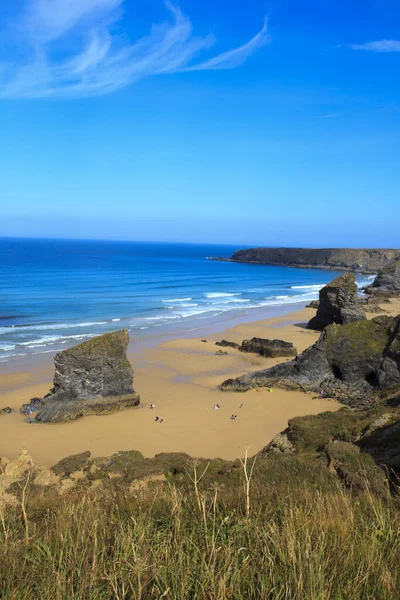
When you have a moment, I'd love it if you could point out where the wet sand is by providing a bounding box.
[1,300,399,465]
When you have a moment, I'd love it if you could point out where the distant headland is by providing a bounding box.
[211,247,400,274]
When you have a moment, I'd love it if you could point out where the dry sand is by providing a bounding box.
[1,299,399,466]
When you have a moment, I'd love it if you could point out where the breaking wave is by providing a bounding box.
[205,292,242,298]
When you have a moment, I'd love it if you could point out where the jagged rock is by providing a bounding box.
[215,340,240,349]
[20,397,42,415]
[259,432,296,456]
[307,273,366,331]
[240,337,297,358]
[365,260,400,295]
[220,316,400,406]
[357,296,385,314]
[0,407,11,415]
[306,300,320,309]
[34,330,140,423]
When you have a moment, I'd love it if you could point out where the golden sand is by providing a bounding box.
[1,300,399,466]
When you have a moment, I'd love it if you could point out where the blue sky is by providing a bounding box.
[0,0,399,246]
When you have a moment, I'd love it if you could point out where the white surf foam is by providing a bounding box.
[0,344,16,351]
[211,298,250,305]
[205,292,242,298]
[167,303,198,308]
[161,298,192,303]
[18,333,94,347]
[0,321,107,334]
[290,284,325,290]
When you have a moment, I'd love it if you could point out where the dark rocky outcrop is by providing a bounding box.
[0,407,11,415]
[358,420,400,476]
[357,296,385,314]
[306,300,320,309]
[215,340,240,350]
[307,273,366,331]
[365,260,400,296]
[20,397,41,415]
[213,248,400,274]
[239,337,297,358]
[34,330,140,423]
[220,316,400,407]
[215,337,296,357]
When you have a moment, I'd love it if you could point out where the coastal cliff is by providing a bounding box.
[214,248,400,274]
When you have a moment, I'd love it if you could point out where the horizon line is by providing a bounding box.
[0,235,398,251]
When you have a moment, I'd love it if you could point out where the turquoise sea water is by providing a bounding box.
[0,238,373,362]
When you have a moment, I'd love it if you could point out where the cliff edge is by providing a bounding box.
[214,248,400,274]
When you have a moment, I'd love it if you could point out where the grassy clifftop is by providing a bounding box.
[1,401,399,599]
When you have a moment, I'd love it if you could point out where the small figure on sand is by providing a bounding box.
[213,403,221,410]
[239,404,243,409]
[159,418,164,423]
[155,416,159,422]
[230,414,237,421]
[150,403,156,409]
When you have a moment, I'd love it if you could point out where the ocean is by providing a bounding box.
[0,238,374,363]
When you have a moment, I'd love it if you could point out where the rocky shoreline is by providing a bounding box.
[1,259,400,502]
[219,267,400,407]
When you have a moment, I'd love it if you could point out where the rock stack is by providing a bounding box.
[307,273,366,331]
[365,260,400,297]
[32,329,140,423]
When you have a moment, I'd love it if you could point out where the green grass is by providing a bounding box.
[287,408,371,452]
[1,456,399,600]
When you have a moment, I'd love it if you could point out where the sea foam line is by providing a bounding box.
[161,297,192,303]
[290,284,325,290]
[0,321,107,334]
[205,292,242,298]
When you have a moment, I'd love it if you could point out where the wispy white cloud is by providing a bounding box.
[0,0,269,99]
[348,39,400,53]
[181,17,269,71]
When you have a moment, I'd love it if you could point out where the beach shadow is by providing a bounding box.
[293,322,309,329]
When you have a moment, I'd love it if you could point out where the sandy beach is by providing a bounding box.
[1,299,399,466]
